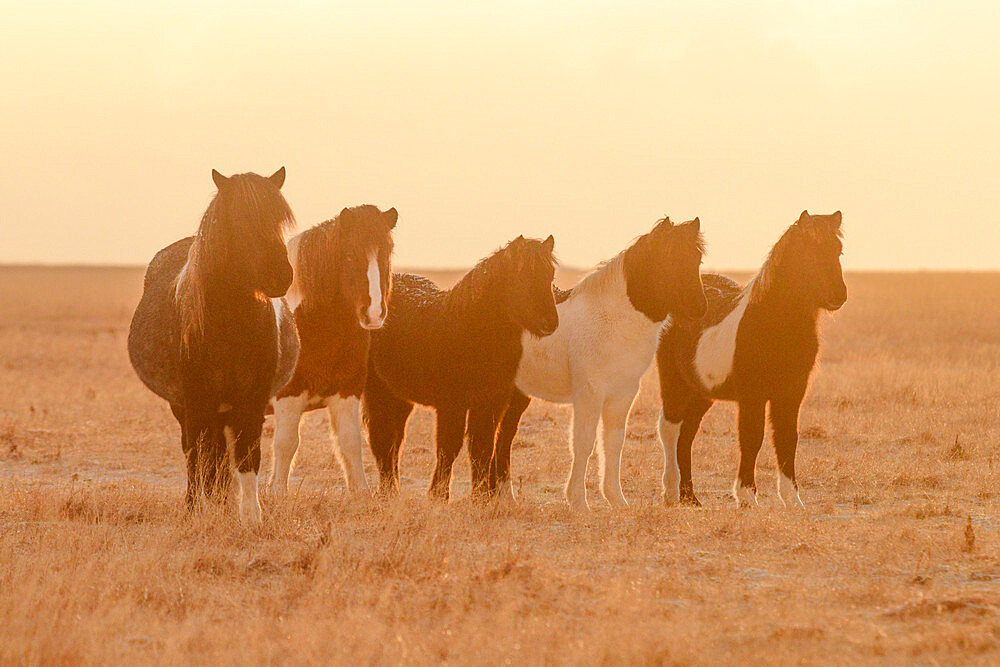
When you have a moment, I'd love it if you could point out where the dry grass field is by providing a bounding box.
[1,266,999,664]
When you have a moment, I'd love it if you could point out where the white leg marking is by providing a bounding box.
[732,479,758,508]
[237,471,262,526]
[496,478,516,504]
[270,393,307,496]
[600,394,633,510]
[225,426,261,526]
[694,290,750,390]
[658,412,682,504]
[327,395,372,495]
[566,396,601,512]
[777,472,803,509]
[363,252,383,328]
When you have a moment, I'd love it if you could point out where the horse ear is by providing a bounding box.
[542,234,555,253]
[691,217,700,232]
[338,207,353,223]
[831,210,842,227]
[516,235,525,241]
[383,207,398,229]
[269,166,286,189]
[797,210,811,224]
[212,169,228,190]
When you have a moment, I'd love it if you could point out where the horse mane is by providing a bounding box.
[450,237,556,304]
[565,216,704,303]
[564,251,627,302]
[748,218,843,305]
[292,205,390,313]
[176,173,295,347]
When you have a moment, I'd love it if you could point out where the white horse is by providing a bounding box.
[492,217,707,510]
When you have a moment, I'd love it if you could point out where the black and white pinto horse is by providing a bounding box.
[656,210,846,508]
[128,168,299,524]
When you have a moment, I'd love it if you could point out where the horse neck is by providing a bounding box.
[606,250,669,330]
[747,264,820,331]
[446,261,518,334]
[191,238,259,308]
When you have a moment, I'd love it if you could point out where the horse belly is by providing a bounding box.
[128,274,184,406]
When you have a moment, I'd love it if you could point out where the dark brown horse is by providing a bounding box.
[656,210,846,508]
[128,168,298,524]
[364,235,559,500]
[268,205,397,496]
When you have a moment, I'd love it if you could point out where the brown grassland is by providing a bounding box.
[1,266,999,664]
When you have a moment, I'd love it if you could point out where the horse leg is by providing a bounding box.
[269,392,307,496]
[770,390,806,509]
[181,406,216,508]
[363,374,413,495]
[492,390,530,502]
[203,417,231,503]
[599,390,636,510]
[565,392,601,512]
[466,403,501,500]
[428,407,467,502]
[657,351,694,506]
[676,400,711,506]
[327,395,372,496]
[733,397,766,508]
[170,404,198,508]
[227,409,265,526]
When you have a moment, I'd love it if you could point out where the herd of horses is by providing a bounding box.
[127,168,847,525]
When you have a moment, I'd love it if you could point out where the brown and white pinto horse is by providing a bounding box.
[268,205,397,496]
[656,210,847,508]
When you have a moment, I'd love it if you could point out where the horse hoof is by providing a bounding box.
[566,497,590,512]
[606,497,630,511]
[733,483,758,509]
[680,493,702,507]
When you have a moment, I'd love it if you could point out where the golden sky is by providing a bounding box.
[1,1,998,270]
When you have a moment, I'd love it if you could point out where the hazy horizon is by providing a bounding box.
[2,1,998,271]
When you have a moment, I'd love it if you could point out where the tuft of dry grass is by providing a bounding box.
[1,267,1000,664]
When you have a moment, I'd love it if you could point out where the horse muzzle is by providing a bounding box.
[822,286,848,311]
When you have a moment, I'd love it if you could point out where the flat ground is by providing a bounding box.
[1,266,998,664]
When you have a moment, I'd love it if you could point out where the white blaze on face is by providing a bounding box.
[364,251,383,327]
[694,289,751,391]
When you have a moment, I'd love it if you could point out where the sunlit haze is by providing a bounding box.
[1,1,997,270]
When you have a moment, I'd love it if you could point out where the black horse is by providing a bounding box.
[128,168,299,524]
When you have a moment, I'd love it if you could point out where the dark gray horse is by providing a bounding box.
[128,168,299,524]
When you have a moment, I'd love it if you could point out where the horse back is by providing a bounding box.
[369,273,449,405]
